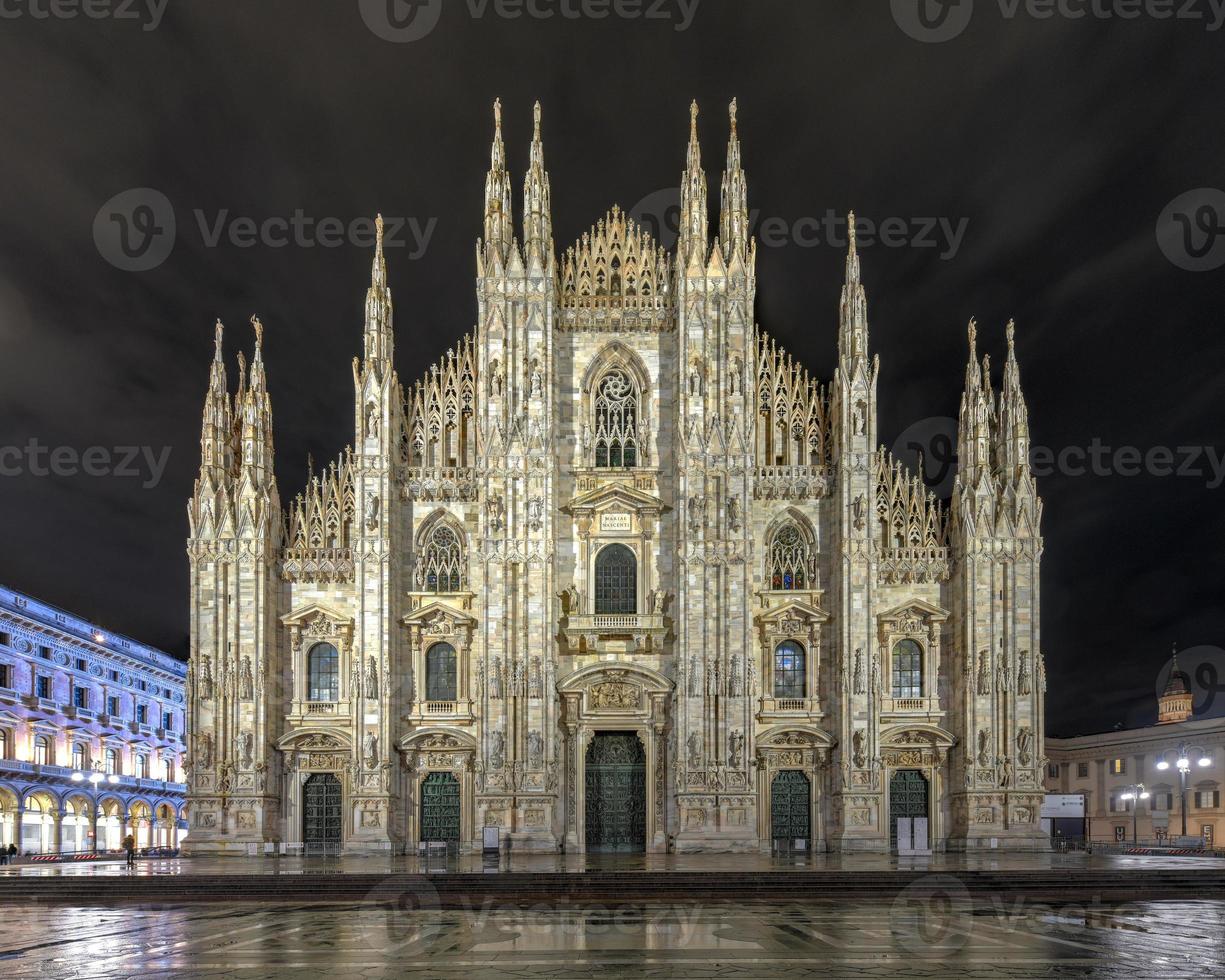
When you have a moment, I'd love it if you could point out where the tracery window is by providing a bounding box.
[767,521,811,590]
[418,522,466,592]
[307,643,340,702]
[593,370,640,468]
[426,642,458,702]
[594,544,637,615]
[891,639,923,699]
[774,641,806,699]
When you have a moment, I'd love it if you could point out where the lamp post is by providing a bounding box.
[70,763,121,853]
[1155,742,1213,839]
[1119,784,1150,844]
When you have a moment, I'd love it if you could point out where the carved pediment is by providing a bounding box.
[880,723,957,749]
[401,599,477,629]
[280,602,353,643]
[755,598,830,635]
[877,598,950,626]
[563,481,669,517]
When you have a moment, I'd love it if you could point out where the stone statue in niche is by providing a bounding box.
[852,729,867,768]
[364,731,379,768]
[239,657,253,700]
[528,731,543,769]
[853,648,865,695]
[726,495,742,532]
[977,728,992,768]
[365,401,379,439]
[1017,651,1032,696]
[364,492,380,531]
[365,657,379,700]
[687,731,702,771]
[560,584,581,616]
[728,729,744,769]
[977,651,991,696]
[490,732,506,771]
[237,730,253,769]
[199,657,213,700]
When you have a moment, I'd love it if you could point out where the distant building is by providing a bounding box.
[0,585,187,853]
[1045,653,1222,846]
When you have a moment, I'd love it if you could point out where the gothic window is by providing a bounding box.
[33,734,50,766]
[418,522,466,592]
[594,544,637,615]
[774,641,806,699]
[426,642,458,702]
[307,642,340,702]
[891,639,923,699]
[767,521,811,590]
[593,370,639,468]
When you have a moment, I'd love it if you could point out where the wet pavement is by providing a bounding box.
[2,848,1224,878]
[0,896,1221,978]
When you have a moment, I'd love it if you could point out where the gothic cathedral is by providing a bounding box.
[185,101,1048,854]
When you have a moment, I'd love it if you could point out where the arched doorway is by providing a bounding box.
[22,793,56,853]
[584,732,646,853]
[419,772,460,846]
[302,773,342,851]
[62,795,92,853]
[770,770,811,849]
[889,769,930,851]
[0,787,18,849]
[98,798,123,851]
[129,801,153,849]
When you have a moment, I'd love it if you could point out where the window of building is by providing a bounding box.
[163,712,174,732]
[1153,793,1172,811]
[33,734,50,766]
[0,728,10,759]
[418,522,466,592]
[1077,762,1089,779]
[75,658,87,672]
[0,631,9,647]
[1196,790,1220,809]
[107,696,120,717]
[1110,759,1125,775]
[425,642,458,702]
[593,369,640,468]
[36,675,51,700]
[38,645,52,659]
[1048,763,1060,779]
[73,686,88,709]
[594,544,637,615]
[72,742,87,770]
[163,758,174,782]
[773,641,806,699]
[136,704,148,725]
[0,663,10,689]
[109,670,119,682]
[767,521,811,590]
[135,754,148,779]
[105,748,119,775]
[891,639,923,699]
[307,643,340,702]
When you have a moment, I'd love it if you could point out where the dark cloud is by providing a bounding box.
[0,2,1222,735]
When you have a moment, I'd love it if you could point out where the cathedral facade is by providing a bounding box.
[184,101,1048,855]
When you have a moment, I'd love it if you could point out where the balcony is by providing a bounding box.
[880,695,943,717]
[757,696,823,721]
[561,613,668,654]
[305,702,337,715]
[425,701,456,715]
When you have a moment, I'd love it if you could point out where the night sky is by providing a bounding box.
[2,1,1223,736]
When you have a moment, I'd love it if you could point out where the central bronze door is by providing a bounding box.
[303,773,342,852]
[584,732,646,853]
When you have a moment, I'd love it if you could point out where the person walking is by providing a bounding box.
[122,834,136,869]
[6,843,15,864]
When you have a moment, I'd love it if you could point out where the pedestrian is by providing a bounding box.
[0,846,7,866]
[122,834,136,869]
[6,843,14,864]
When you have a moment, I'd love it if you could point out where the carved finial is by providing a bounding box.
[375,212,384,248]
[494,97,502,135]
[250,314,263,349]
[533,100,542,141]
[729,97,738,134]
[968,317,978,353]
[1006,318,1016,352]
[847,210,857,251]
[213,319,224,358]
[690,100,699,138]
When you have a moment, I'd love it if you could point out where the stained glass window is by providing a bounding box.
[774,641,806,698]
[594,544,637,614]
[426,642,458,701]
[891,639,923,699]
[418,522,465,592]
[593,370,639,468]
[307,643,340,702]
[767,522,810,590]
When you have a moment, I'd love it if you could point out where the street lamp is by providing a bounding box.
[1119,784,1150,844]
[1155,742,1213,838]
[70,764,121,853]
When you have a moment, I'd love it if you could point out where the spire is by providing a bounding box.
[363,213,394,366]
[719,98,750,261]
[679,100,708,264]
[838,211,870,372]
[238,315,274,490]
[483,98,514,265]
[198,319,232,485]
[522,100,553,267]
[996,319,1031,484]
[956,318,995,490]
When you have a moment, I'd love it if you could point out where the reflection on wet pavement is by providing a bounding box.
[0,898,1221,978]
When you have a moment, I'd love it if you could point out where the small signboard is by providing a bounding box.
[600,512,632,532]
[1040,794,1085,818]
[482,826,500,853]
